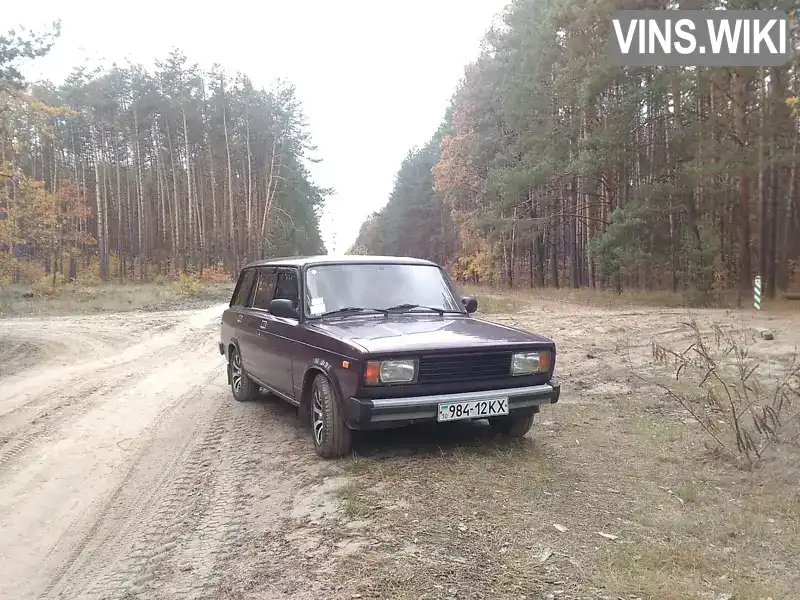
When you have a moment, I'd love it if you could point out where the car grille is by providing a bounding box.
[417,351,513,384]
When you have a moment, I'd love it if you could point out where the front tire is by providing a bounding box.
[490,412,535,437]
[310,373,352,458]
[229,347,258,402]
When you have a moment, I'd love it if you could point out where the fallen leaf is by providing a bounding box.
[596,531,619,541]
[553,524,568,533]
[538,548,553,564]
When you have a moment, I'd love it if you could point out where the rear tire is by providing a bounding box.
[229,347,258,402]
[490,412,535,437]
[310,373,352,458]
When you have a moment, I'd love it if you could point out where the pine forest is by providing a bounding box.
[351,0,800,304]
[1,24,326,288]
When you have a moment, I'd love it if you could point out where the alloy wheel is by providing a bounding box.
[231,352,243,394]
[312,387,324,446]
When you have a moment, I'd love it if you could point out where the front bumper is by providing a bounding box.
[344,378,560,429]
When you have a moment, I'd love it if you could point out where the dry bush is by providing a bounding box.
[152,273,171,286]
[73,266,102,286]
[645,318,800,467]
[0,253,12,286]
[172,272,201,296]
[200,264,232,285]
[18,261,46,285]
[788,260,800,291]
[76,253,125,284]
[75,257,104,285]
[30,273,66,297]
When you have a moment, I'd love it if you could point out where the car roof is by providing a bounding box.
[241,254,440,270]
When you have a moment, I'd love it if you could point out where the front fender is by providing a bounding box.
[302,358,349,417]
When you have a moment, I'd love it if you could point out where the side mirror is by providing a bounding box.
[461,296,478,314]
[269,298,300,320]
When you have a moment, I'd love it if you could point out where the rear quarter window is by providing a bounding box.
[230,269,256,307]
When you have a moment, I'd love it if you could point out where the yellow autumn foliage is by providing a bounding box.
[0,253,12,286]
[450,220,495,284]
[172,272,201,296]
[788,96,799,118]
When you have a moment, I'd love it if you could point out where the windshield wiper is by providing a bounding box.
[384,303,457,316]
[318,306,389,318]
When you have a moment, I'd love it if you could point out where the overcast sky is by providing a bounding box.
[7,0,507,254]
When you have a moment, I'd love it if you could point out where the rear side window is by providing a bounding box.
[250,269,277,310]
[230,269,256,307]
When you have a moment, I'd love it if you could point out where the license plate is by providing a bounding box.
[437,398,509,422]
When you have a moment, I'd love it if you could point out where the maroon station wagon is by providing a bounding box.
[219,255,561,458]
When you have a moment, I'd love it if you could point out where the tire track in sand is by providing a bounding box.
[1,303,336,600]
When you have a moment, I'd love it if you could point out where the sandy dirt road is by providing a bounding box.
[0,305,337,600]
[1,296,797,600]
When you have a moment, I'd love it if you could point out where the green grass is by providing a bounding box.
[333,480,372,519]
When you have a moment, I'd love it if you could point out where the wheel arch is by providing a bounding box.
[226,338,242,384]
[299,363,345,425]
[227,338,242,358]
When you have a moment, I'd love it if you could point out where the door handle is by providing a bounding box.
[259,320,268,330]
[236,315,243,323]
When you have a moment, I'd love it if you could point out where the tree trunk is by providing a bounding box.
[206,117,218,266]
[758,68,769,294]
[134,109,146,281]
[166,118,181,273]
[114,127,124,281]
[262,135,280,241]
[733,70,753,295]
[90,124,108,282]
[182,103,194,270]
[245,110,254,263]
[222,75,236,274]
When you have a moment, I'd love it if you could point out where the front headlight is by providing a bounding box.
[365,359,417,385]
[511,350,552,375]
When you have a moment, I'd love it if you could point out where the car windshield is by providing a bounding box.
[304,263,463,318]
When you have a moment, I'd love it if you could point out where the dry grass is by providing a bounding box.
[646,319,800,466]
[305,287,800,600]
[458,283,800,314]
[0,281,232,317]
[334,480,373,520]
[326,403,799,600]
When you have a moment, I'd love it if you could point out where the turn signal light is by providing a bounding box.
[365,361,381,385]
[511,350,552,375]
[539,351,551,371]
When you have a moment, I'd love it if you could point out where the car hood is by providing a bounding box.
[306,315,553,354]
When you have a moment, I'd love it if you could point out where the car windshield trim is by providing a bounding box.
[303,262,464,319]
